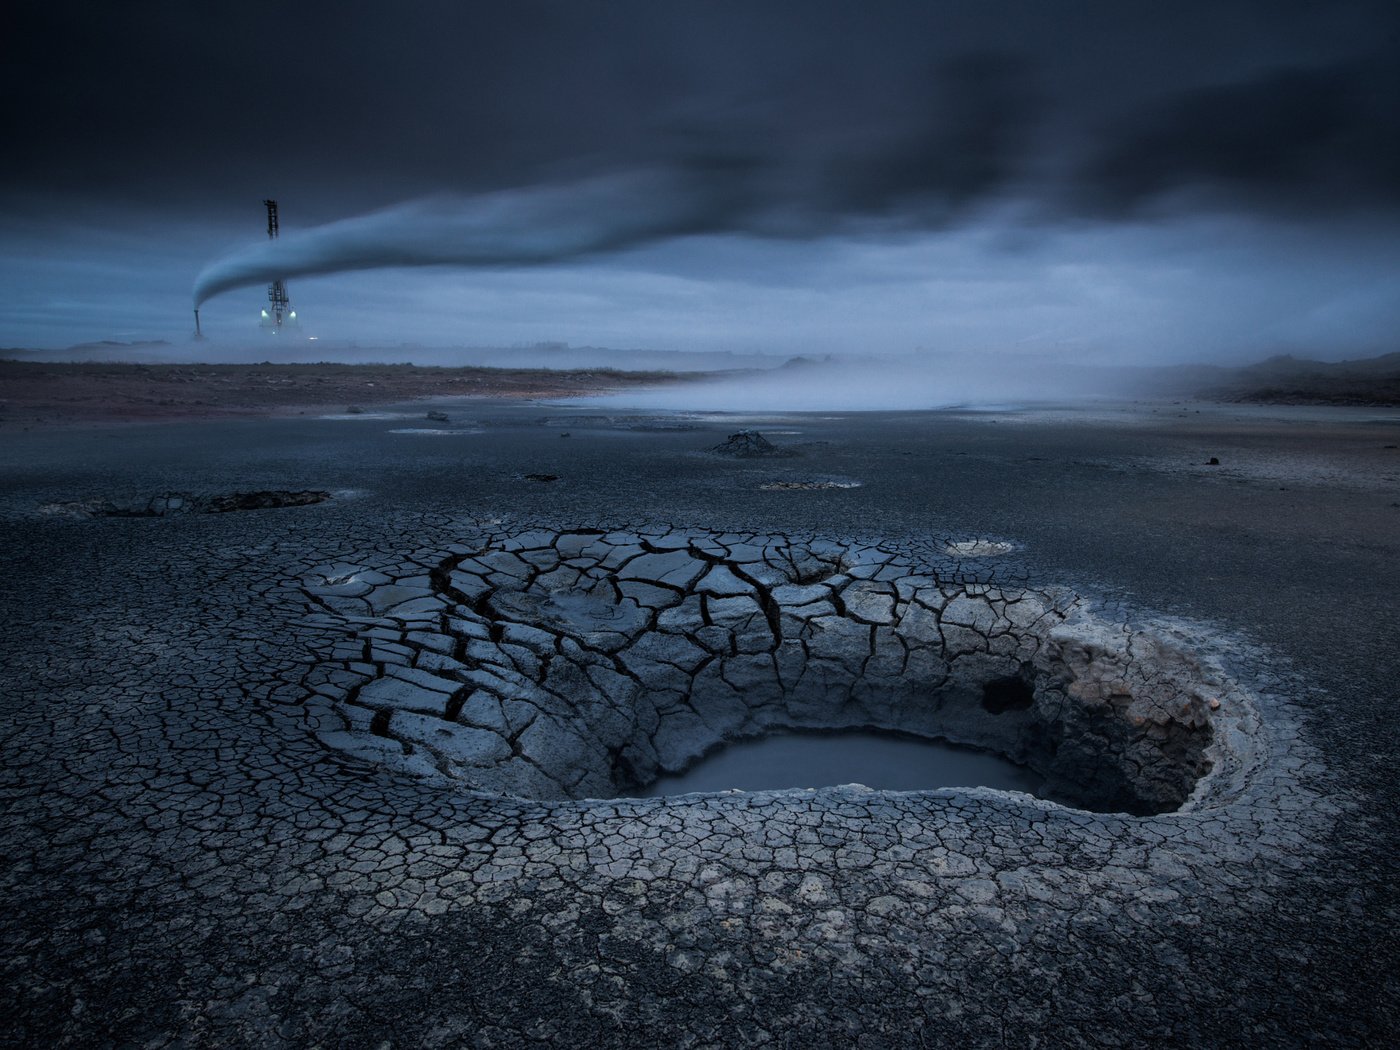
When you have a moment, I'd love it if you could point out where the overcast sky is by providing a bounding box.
[3,1,1398,363]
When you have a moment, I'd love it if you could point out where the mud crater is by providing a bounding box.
[304,528,1261,815]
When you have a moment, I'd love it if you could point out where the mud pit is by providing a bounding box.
[304,526,1262,815]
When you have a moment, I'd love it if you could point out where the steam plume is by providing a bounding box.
[192,171,748,308]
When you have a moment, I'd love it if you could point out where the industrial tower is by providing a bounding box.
[259,199,297,330]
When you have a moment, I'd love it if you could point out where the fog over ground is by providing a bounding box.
[3,2,1398,389]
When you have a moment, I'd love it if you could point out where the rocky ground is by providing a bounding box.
[1,398,1397,1046]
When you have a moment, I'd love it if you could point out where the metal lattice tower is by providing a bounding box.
[262,199,292,329]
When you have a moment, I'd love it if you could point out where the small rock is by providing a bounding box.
[426,411,449,423]
[524,473,559,483]
[346,405,365,414]
[711,431,783,458]
[1207,457,1220,466]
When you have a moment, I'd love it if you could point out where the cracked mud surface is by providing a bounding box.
[2,400,1396,1046]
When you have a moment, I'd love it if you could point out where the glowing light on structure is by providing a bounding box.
[259,199,298,331]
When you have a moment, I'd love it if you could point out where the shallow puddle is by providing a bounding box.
[633,730,1043,797]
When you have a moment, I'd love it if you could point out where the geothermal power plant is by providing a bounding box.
[258,199,297,332]
[194,199,298,338]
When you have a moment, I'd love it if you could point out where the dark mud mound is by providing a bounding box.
[42,490,331,517]
[710,431,794,458]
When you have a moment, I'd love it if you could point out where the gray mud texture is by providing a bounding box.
[2,398,1397,1047]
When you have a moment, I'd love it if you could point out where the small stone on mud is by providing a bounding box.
[426,411,449,422]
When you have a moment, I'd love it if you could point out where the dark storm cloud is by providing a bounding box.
[1080,56,1400,215]
[9,0,1396,222]
[4,2,1046,223]
[814,54,1037,220]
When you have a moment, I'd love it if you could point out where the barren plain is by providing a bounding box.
[2,369,1397,1046]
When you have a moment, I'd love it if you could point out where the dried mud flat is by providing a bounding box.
[1,400,1396,1047]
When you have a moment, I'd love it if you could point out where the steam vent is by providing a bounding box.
[303,525,1264,815]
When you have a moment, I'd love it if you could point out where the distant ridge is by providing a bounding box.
[1182,352,1400,405]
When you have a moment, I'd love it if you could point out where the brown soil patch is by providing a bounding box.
[0,360,698,428]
